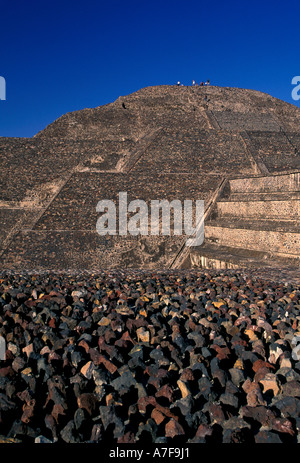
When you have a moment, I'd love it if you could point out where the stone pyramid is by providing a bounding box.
[0,85,299,270]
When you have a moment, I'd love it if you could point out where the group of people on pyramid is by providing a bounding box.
[176,79,210,87]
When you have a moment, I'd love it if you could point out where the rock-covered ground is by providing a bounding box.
[0,269,300,444]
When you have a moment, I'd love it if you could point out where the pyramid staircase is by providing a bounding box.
[187,171,300,269]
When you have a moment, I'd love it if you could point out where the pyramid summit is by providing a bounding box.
[0,84,299,271]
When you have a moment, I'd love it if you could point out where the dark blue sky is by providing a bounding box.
[0,0,299,137]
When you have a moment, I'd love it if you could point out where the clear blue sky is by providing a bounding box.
[0,0,299,137]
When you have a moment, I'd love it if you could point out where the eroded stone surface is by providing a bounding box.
[0,269,299,443]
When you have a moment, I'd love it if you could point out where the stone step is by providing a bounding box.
[206,217,299,232]
[228,191,300,201]
[189,243,297,269]
[216,199,300,220]
[204,220,300,257]
[229,172,300,195]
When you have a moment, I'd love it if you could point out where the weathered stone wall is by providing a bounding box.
[213,111,280,131]
[188,169,300,270]
[205,225,300,256]
[1,85,300,270]
[33,172,219,231]
[217,199,300,220]
[130,128,254,175]
[229,172,300,195]
[0,231,184,270]
[246,131,300,172]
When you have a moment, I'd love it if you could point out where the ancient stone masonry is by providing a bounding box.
[0,85,299,270]
[188,172,300,270]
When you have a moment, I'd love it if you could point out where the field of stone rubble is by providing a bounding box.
[0,269,300,443]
